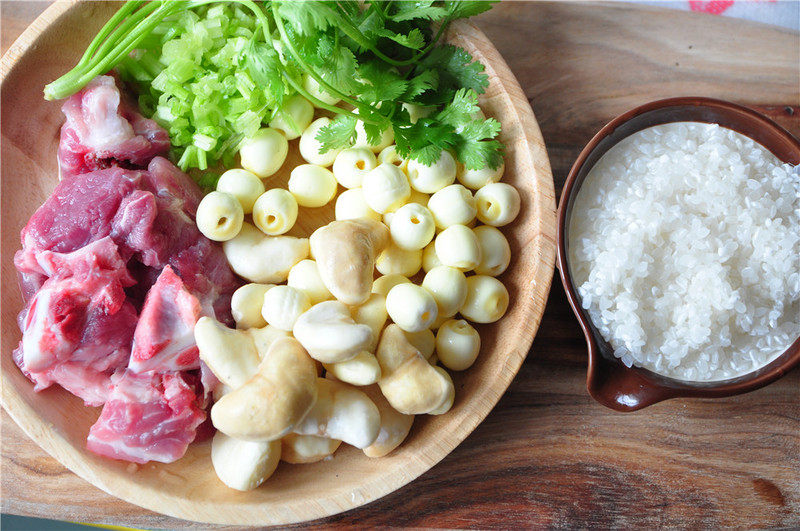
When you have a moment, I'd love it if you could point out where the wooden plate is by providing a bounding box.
[0,1,556,525]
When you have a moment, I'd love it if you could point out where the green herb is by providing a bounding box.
[45,1,502,173]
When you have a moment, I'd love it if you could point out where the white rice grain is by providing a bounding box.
[568,122,800,381]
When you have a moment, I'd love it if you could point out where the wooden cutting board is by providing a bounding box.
[2,2,798,528]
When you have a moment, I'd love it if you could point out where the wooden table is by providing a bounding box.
[2,2,798,528]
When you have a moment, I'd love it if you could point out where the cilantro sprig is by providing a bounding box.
[45,1,502,173]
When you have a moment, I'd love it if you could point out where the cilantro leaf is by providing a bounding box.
[314,34,362,94]
[336,0,363,18]
[391,1,449,22]
[446,1,499,19]
[243,41,285,108]
[413,45,489,103]
[409,144,448,166]
[452,118,504,170]
[316,114,358,152]
[402,69,439,101]
[436,88,481,127]
[394,118,457,161]
[374,27,426,50]
[361,122,385,147]
[455,137,504,170]
[275,1,340,35]
[461,117,503,139]
[349,8,385,53]
[358,61,409,103]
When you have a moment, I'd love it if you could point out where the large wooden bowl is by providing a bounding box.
[0,1,556,525]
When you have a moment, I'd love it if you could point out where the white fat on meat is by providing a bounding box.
[129,266,203,373]
[72,76,136,151]
[15,238,138,406]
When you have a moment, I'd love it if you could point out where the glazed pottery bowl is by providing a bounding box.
[557,96,800,412]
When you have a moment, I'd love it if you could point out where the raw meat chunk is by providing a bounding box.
[13,239,137,406]
[167,237,239,324]
[136,158,239,315]
[145,156,203,217]
[29,234,135,285]
[12,355,118,408]
[109,157,206,266]
[110,163,239,323]
[58,76,169,177]
[86,370,206,463]
[14,167,145,299]
[13,74,243,464]
[111,189,164,267]
[15,160,238,321]
[15,269,46,304]
[129,266,202,374]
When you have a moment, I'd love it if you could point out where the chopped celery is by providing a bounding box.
[234,72,254,98]
[206,5,225,19]
[196,148,208,170]
[155,104,177,123]
[193,133,216,152]
[166,59,196,83]
[117,4,290,175]
[177,145,197,170]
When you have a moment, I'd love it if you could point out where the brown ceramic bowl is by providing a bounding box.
[557,97,800,412]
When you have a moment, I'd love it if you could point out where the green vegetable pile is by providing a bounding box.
[45,1,502,176]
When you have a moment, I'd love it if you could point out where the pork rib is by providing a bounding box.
[129,266,202,374]
[15,75,242,464]
[87,370,206,463]
[14,167,144,299]
[58,75,169,178]
[13,238,137,406]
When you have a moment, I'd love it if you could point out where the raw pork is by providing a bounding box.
[14,160,238,322]
[87,370,205,463]
[145,157,203,217]
[58,76,169,178]
[14,75,239,464]
[13,238,137,406]
[111,158,239,322]
[14,167,145,299]
[129,266,202,374]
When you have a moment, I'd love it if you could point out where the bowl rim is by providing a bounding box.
[0,1,557,525]
[556,96,800,411]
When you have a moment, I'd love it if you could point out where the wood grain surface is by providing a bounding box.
[2,1,799,528]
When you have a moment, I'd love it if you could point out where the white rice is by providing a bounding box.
[568,122,800,381]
